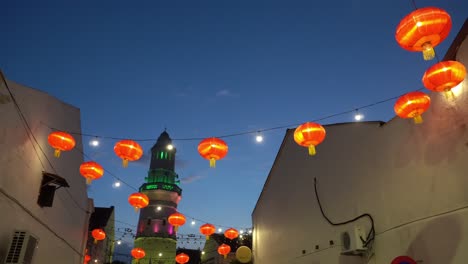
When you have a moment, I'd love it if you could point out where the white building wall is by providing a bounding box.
[253,31,468,263]
[0,79,91,263]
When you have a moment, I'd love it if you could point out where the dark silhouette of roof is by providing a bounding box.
[176,248,201,264]
[89,206,114,230]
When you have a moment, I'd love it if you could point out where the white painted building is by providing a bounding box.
[253,22,468,263]
[0,77,92,263]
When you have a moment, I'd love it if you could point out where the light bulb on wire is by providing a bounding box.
[113,181,121,188]
[89,138,100,147]
[354,110,364,121]
[254,131,264,143]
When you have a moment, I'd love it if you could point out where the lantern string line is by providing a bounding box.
[39,122,254,230]
[41,87,426,142]
[410,0,417,10]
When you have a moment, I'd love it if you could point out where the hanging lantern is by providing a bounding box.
[128,192,149,212]
[114,140,143,168]
[392,256,417,264]
[84,254,91,264]
[200,223,216,240]
[293,122,326,156]
[224,228,239,240]
[168,212,186,232]
[175,253,190,264]
[197,137,228,168]
[422,60,466,99]
[91,229,106,244]
[79,161,104,185]
[236,246,252,263]
[395,7,452,60]
[47,131,76,158]
[394,91,431,124]
[218,244,231,259]
[131,248,145,263]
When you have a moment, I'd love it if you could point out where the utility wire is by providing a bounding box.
[42,87,425,142]
[313,177,375,247]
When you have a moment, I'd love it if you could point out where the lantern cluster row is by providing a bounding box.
[86,227,250,263]
[393,7,466,124]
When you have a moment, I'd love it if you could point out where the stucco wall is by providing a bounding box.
[0,79,91,263]
[252,32,468,263]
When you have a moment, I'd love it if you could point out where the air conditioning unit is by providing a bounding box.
[340,226,367,256]
[4,231,38,264]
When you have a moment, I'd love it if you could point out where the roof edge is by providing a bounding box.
[251,128,291,218]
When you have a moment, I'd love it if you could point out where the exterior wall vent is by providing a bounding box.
[4,231,38,264]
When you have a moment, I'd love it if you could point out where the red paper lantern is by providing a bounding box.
[224,228,239,240]
[423,60,466,99]
[218,243,231,259]
[168,212,186,232]
[198,137,228,168]
[79,161,104,185]
[128,192,149,212]
[294,122,326,156]
[48,131,76,158]
[392,256,416,264]
[84,254,91,264]
[395,7,452,60]
[114,140,143,168]
[91,229,106,244]
[131,248,145,263]
[394,91,431,124]
[175,253,190,264]
[200,223,216,240]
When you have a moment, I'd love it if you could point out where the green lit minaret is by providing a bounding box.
[133,131,182,264]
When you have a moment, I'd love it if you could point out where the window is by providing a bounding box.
[37,172,69,207]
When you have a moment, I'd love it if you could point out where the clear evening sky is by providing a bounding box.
[2,0,467,247]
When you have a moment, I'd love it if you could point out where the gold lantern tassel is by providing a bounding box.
[209,158,216,168]
[308,145,316,156]
[134,207,139,213]
[94,239,97,244]
[86,178,92,185]
[422,42,435,61]
[54,149,61,158]
[206,235,210,240]
[224,254,227,259]
[444,89,455,101]
[174,226,179,232]
[122,159,129,168]
[413,115,423,124]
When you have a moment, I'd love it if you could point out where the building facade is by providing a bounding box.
[133,131,183,264]
[0,77,92,263]
[252,21,468,264]
[87,206,116,264]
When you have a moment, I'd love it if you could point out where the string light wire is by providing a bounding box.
[42,87,425,142]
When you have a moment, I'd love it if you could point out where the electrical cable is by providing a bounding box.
[313,177,375,247]
[42,87,425,143]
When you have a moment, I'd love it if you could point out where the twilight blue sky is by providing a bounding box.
[1,0,467,247]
